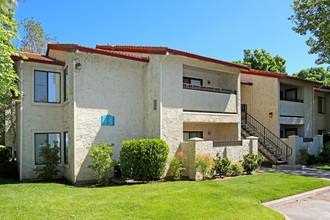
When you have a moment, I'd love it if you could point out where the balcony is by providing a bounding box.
[280,100,304,118]
[280,97,303,103]
[183,83,237,113]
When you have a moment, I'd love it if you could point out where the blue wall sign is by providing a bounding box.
[101,115,115,126]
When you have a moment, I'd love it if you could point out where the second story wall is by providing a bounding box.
[314,91,330,134]
[241,74,279,135]
[73,52,147,181]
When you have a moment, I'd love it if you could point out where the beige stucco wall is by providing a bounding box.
[181,137,258,180]
[183,89,237,113]
[160,55,241,158]
[241,84,252,114]
[279,79,314,138]
[183,122,238,141]
[280,101,304,117]
[314,91,330,134]
[73,51,147,182]
[16,61,65,180]
[241,74,279,135]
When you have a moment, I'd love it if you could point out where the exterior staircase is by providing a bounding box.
[241,110,292,165]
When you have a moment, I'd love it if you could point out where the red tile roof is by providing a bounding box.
[47,44,149,63]
[241,69,323,85]
[96,45,250,70]
[314,85,330,93]
[12,52,65,66]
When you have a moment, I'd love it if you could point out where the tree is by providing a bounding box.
[290,0,330,67]
[19,17,56,54]
[0,1,20,144]
[292,67,330,86]
[233,49,287,73]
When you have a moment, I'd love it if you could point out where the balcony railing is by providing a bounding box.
[183,83,236,95]
[280,97,303,103]
[213,140,242,147]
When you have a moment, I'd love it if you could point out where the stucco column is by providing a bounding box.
[287,135,299,165]
[247,136,258,154]
[188,138,203,180]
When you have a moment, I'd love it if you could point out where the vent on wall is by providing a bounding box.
[153,100,157,110]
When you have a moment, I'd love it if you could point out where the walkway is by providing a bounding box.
[261,167,330,219]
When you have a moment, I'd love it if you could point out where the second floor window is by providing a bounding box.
[183,77,202,86]
[34,70,61,103]
[64,68,68,101]
[318,96,326,114]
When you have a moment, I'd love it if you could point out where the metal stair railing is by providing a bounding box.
[241,110,292,161]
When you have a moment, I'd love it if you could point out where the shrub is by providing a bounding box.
[242,154,264,175]
[87,141,116,185]
[298,146,320,165]
[323,132,330,144]
[0,145,17,178]
[120,139,169,181]
[298,147,309,165]
[195,154,214,180]
[169,151,187,181]
[34,141,60,180]
[319,142,330,163]
[229,163,243,176]
[213,153,231,178]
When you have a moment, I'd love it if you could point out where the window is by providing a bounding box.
[34,70,61,103]
[64,68,68,101]
[183,77,202,86]
[64,132,68,165]
[35,133,61,165]
[318,96,326,114]
[183,131,203,141]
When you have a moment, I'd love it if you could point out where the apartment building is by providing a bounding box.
[13,44,249,183]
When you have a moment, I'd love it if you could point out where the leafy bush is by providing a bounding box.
[169,151,187,181]
[298,147,309,165]
[213,153,231,178]
[195,154,214,180]
[298,147,320,165]
[323,132,330,144]
[34,141,60,180]
[87,141,116,185]
[229,163,243,176]
[319,142,330,163]
[242,154,264,175]
[120,139,169,181]
[0,145,17,178]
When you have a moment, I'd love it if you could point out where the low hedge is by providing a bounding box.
[120,139,169,181]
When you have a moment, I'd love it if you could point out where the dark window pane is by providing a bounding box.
[64,132,68,165]
[35,134,48,165]
[183,77,190,84]
[35,71,48,102]
[64,70,68,101]
[48,72,60,103]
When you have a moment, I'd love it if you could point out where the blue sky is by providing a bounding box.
[14,0,326,75]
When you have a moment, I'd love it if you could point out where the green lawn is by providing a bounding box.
[1,173,329,219]
[310,164,330,170]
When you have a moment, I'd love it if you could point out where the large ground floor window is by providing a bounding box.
[35,133,61,165]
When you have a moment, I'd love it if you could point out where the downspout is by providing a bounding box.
[73,50,78,183]
[19,61,23,181]
[159,52,169,139]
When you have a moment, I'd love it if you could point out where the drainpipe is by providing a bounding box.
[19,61,24,181]
[73,51,78,183]
[159,52,169,139]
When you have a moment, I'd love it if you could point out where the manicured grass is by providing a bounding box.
[1,173,329,219]
[310,164,330,170]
